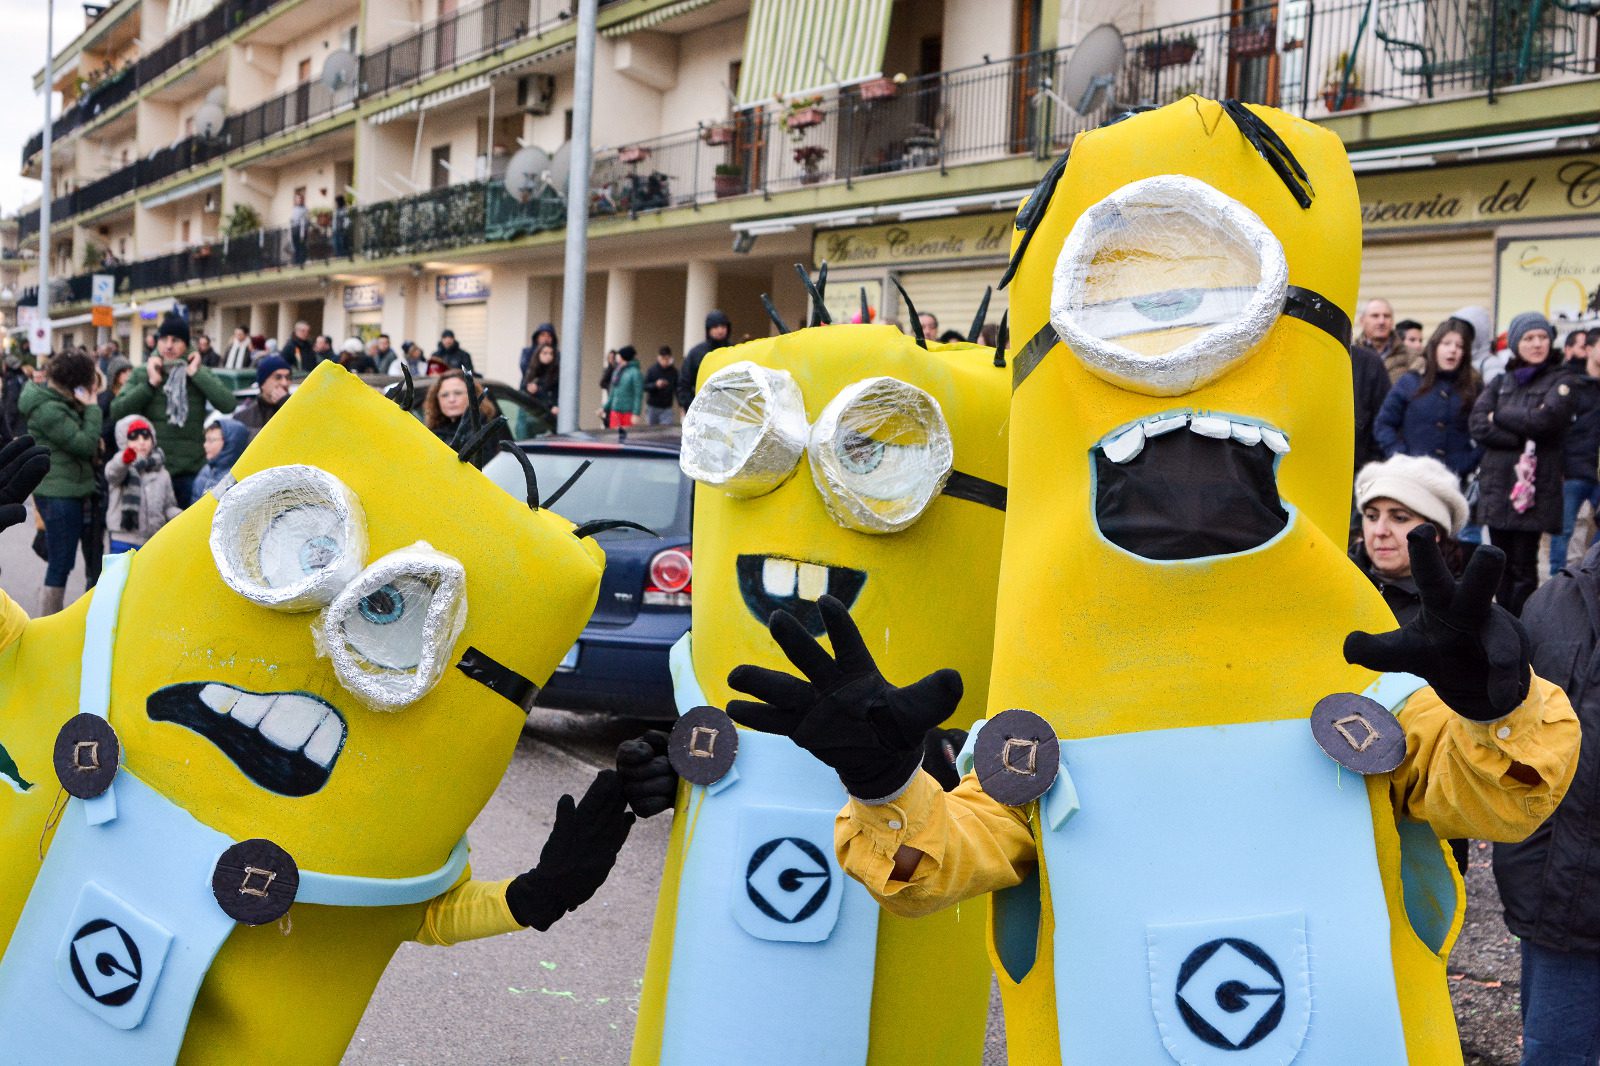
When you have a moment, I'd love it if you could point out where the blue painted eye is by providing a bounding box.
[837,432,884,475]
[358,584,404,625]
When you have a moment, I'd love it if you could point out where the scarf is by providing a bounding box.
[1511,440,1538,514]
[117,450,166,532]
[163,361,189,427]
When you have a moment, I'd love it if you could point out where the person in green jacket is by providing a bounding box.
[109,311,237,506]
[601,345,643,429]
[18,351,102,615]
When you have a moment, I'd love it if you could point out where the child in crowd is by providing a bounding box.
[105,415,181,553]
[192,419,250,499]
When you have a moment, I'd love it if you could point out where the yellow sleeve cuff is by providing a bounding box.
[412,875,523,946]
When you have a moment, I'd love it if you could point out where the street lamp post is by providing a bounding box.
[555,0,598,434]
[38,0,55,355]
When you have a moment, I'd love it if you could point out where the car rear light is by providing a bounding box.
[644,547,692,606]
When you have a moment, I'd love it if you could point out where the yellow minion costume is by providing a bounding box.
[629,288,1010,1066]
[0,364,621,1064]
[731,99,1579,1065]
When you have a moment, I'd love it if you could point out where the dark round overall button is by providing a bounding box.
[668,706,739,786]
[1310,692,1406,775]
[53,714,120,799]
[213,839,300,925]
[975,708,1059,806]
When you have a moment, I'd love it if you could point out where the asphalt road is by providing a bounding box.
[0,513,1522,1064]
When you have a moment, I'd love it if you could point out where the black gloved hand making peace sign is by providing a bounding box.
[1343,525,1531,722]
[727,595,964,801]
[0,436,50,533]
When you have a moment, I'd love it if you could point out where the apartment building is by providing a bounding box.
[15,0,1600,416]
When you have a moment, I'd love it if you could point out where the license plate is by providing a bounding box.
[556,643,580,672]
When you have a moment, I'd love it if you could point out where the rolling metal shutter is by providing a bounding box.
[442,302,490,369]
[893,267,1010,343]
[1358,234,1496,335]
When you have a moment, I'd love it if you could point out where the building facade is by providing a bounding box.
[14,0,1600,417]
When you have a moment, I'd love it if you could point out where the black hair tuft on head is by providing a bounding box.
[999,147,1072,290]
[1222,99,1313,208]
[498,440,539,509]
[794,264,832,327]
[967,286,993,344]
[761,294,791,335]
[892,278,927,349]
[993,310,1009,368]
[573,519,659,540]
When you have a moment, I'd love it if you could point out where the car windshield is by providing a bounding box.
[483,450,687,537]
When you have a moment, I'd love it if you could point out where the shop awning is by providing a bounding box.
[735,0,892,108]
[602,0,720,37]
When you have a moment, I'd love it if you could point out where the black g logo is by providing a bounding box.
[68,918,143,1007]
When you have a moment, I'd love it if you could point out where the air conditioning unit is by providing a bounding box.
[517,74,557,115]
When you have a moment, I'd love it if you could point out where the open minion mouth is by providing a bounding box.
[735,554,867,635]
[147,682,347,797]
[1093,411,1290,561]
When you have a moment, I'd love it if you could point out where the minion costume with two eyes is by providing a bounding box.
[794,98,1584,1065]
[627,307,1010,1066]
[0,363,624,1065]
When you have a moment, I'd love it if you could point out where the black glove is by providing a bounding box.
[922,727,968,792]
[0,436,50,533]
[504,769,636,931]
[1343,525,1531,722]
[616,729,676,817]
[727,595,964,801]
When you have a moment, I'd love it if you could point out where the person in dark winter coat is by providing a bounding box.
[432,330,474,373]
[19,351,102,615]
[1493,537,1600,1064]
[109,312,238,507]
[519,323,558,380]
[643,346,679,425]
[676,309,732,410]
[1374,319,1483,477]
[233,356,292,435]
[1469,312,1575,614]
[601,346,643,429]
[1351,343,1391,473]
[191,418,251,498]
[1551,343,1600,575]
[422,369,500,454]
[281,320,315,371]
[0,355,28,442]
[518,342,559,437]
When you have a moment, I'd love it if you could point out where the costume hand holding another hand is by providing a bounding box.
[505,769,636,930]
[1343,525,1531,721]
[726,595,964,802]
[616,729,676,817]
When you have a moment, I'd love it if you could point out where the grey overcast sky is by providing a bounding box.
[0,1,88,216]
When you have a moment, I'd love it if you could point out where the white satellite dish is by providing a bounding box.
[321,49,359,97]
[1060,24,1127,115]
[206,86,227,107]
[503,145,552,204]
[547,140,573,199]
[195,102,226,139]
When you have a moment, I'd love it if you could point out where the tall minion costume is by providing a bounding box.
[624,278,1010,1066]
[728,99,1581,1065]
[0,363,634,1064]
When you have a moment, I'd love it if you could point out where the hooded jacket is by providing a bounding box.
[1469,360,1575,531]
[1494,539,1600,952]
[104,414,181,544]
[20,381,102,498]
[677,310,732,410]
[519,323,559,380]
[109,361,238,477]
[192,418,251,498]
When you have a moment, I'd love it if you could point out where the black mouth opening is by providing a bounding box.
[735,555,867,636]
[1094,425,1288,561]
[147,683,345,797]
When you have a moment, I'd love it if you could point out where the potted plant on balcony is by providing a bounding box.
[784,96,826,136]
[1139,34,1199,70]
[619,145,651,165]
[1228,22,1276,59]
[702,122,735,146]
[311,206,333,228]
[713,163,746,199]
[793,144,828,185]
[1321,53,1365,111]
[859,74,904,101]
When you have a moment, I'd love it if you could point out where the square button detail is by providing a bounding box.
[1001,737,1039,776]
[689,725,719,759]
[239,866,278,898]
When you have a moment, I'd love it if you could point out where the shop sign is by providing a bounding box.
[343,283,384,312]
[436,273,490,304]
[1495,235,1600,329]
[812,212,1011,267]
[1358,152,1600,233]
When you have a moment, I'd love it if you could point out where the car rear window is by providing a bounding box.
[483,450,688,537]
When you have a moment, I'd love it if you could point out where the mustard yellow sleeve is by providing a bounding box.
[835,769,1038,918]
[1389,674,1580,842]
[0,592,27,653]
[412,875,524,946]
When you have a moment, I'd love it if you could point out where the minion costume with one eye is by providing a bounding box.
[728,99,1582,1065]
[0,363,633,1065]
[625,276,1010,1066]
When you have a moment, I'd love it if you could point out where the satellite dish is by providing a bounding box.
[321,50,359,97]
[206,86,227,107]
[195,102,226,139]
[547,140,573,199]
[1059,24,1126,115]
[503,145,552,204]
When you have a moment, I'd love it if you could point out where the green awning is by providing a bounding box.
[736,0,892,107]
[602,0,721,38]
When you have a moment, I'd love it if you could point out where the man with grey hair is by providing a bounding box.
[1358,298,1411,383]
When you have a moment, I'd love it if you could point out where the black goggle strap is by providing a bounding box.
[941,469,1007,512]
[1012,283,1351,393]
[456,646,539,712]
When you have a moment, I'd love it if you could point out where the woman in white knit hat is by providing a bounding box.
[1353,453,1472,626]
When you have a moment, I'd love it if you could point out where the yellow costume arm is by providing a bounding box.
[1389,674,1580,841]
[836,770,1036,918]
[0,593,28,653]
[412,876,522,946]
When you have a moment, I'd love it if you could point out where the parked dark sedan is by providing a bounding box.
[483,428,690,719]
